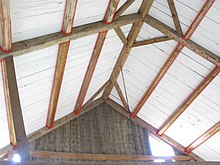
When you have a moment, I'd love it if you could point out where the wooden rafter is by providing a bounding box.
[1,57,30,160]
[0,98,104,157]
[0,0,12,51]
[105,98,203,161]
[145,15,220,66]
[31,150,193,161]
[130,0,216,118]
[46,0,78,128]
[114,26,128,45]
[167,0,182,36]
[103,0,154,100]
[114,0,135,19]
[185,121,220,154]
[158,66,220,135]
[74,0,120,115]
[133,36,171,47]
[0,0,30,160]
[0,13,142,60]
[114,81,129,111]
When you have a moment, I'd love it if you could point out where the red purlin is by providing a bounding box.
[130,0,215,118]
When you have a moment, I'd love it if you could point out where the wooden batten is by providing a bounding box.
[74,0,120,115]
[131,0,216,118]
[0,0,12,51]
[46,0,78,128]
[157,67,220,136]
[133,36,171,47]
[185,122,220,153]
[102,0,154,100]
[167,0,182,36]
[114,26,128,45]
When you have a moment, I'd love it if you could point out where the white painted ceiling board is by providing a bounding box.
[10,0,65,42]
[193,132,220,161]
[55,34,98,120]
[74,0,109,27]
[190,1,220,56]
[120,0,142,16]
[0,66,10,149]
[14,45,58,135]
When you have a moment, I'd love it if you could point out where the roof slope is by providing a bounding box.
[0,0,219,161]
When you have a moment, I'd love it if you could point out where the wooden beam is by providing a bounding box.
[4,161,220,165]
[145,15,220,66]
[114,26,128,45]
[46,0,77,128]
[0,13,142,59]
[83,80,110,108]
[114,81,129,111]
[0,0,12,51]
[30,150,193,161]
[130,0,216,118]
[167,0,182,36]
[1,57,30,160]
[158,66,220,135]
[114,0,135,19]
[185,121,220,153]
[0,98,104,157]
[103,0,154,100]
[133,36,171,47]
[74,0,120,114]
[105,98,203,161]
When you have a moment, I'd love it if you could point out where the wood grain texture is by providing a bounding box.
[114,26,128,45]
[0,0,12,51]
[106,98,203,161]
[114,81,128,111]
[74,0,120,114]
[1,57,30,160]
[158,67,220,135]
[133,36,171,47]
[0,98,104,157]
[0,14,142,60]
[32,103,150,162]
[145,15,220,66]
[31,151,193,161]
[46,42,70,128]
[167,0,182,36]
[114,0,135,19]
[62,0,78,34]
[131,0,216,117]
[102,0,154,99]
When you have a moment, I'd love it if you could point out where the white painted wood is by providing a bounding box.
[10,0,66,42]
[55,34,98,120]
[14,46,58,135]
[194,132,220,161]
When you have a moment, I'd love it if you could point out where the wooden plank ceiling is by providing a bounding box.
[0,0,219,162]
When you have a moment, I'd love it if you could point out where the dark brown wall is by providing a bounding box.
[31,103,151,158]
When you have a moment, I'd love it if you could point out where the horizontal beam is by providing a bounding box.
[145,15,220,66]
[105,98,203,161]
[133,36,171,47]
[0,98,104,157]
[30,150,193,161]
[185,121,220,153]
[0,13,142,60]
[2,161,220,165]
